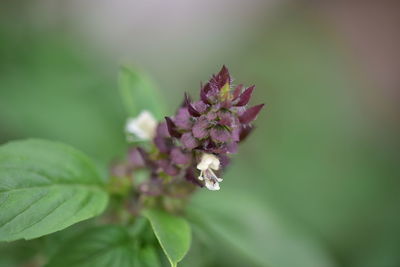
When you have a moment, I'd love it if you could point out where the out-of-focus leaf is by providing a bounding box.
[140,245,161,267]
[0,29,126,167]
[187,191,337,267]
[0,139,109,241]
[46,225,160,267]
[118,66,166,120]
[143,209,191,267]
[179,223,217,267]
[0,240,41,267]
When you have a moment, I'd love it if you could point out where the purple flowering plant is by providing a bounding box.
[0,66,263,267]
[119,65,263,199]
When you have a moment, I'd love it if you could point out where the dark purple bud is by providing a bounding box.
[181,132,199,149]
[192,116,209,139]
[170,147,191,165]
[235,85,255,106]
[215,65,231,89]
[210,127,231,143]
[239,104,265,124]
[232,84,243,100]
[200,83,211,104]
[174,108,192,130]
[239,125,254,142]
[185,93,201,117]
[165,117,182,138]
[218,112,234,127]
[192,101,208,113]
[203,139,217,152]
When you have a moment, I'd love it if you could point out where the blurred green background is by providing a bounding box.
[1,1,399,267]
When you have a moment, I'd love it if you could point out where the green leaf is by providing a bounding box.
[118,65,165,120]
[0,139,109,241]
[46,225,160,267]
[140,245,161,267]
[187,192,337,267]
[144,209,191,267]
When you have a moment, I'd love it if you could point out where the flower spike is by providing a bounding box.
[119,66,264,193]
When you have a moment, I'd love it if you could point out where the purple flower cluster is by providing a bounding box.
[166,66,264,155]
[117,66,263,195]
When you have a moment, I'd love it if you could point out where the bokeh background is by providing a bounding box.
[1,1,399,267]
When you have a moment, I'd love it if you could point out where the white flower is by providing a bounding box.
[125,110,157,141]
[197,153,223,191]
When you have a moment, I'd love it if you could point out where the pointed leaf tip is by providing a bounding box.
[216,65,231,87]
[184,92,192,105]
[219,65,230,78]
[165,117,182,138]
[239,125,254,142]
[239,104,265,124]
[232,84,244,100]
[144,209,191,267]
[184,92,201,117]
[200,83,211,104]
[236,85,255,106]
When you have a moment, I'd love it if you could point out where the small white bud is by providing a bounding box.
[125,110,157,141]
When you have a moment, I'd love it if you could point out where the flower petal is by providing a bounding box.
[170,147,191,165]
[218,112,234,127]
[210,127,231,143]
[192,101,208,113]
[181,132,199,149]
[174,108,192,130]
[192,116,209,139]
[204,177,220,191]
